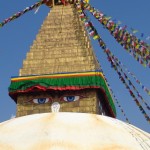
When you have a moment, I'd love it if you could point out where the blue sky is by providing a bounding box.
[0,0,149,132]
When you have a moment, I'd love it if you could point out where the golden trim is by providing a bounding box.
[11,72,104,82]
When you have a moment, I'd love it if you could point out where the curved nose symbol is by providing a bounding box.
[51,102,60,113]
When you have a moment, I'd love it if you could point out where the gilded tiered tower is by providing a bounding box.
[9,1,116,118]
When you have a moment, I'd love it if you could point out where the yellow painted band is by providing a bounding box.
[11,72,104,82]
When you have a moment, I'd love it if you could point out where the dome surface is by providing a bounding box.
[0,113,149,150]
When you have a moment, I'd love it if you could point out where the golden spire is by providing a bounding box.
[19,4,100,76]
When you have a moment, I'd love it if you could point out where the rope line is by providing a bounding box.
[0,0,50,28]
[106,52,150,96]
[75,1,150,123]
[82,1,150,68]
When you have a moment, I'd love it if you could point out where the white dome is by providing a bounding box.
[0,113,149,150]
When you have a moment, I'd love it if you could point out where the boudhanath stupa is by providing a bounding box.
[0,0,149,149]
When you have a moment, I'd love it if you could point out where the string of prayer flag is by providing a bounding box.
[102,72,130,123]
[0,0,49,28]
[108,51,150,111]
[106,51,150,123]
[76,1,150,123]
[108,54,150,96]
[82,1,150,68]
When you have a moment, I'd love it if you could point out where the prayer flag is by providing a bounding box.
[84,0,90,3]
[93,35,100,40]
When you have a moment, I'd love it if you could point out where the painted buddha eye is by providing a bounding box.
[63,96,80,102]
[33,98,50,104]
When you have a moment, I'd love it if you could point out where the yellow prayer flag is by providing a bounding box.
[84,0,90,3]
[93,35,100,40]
[142,63,146,67]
